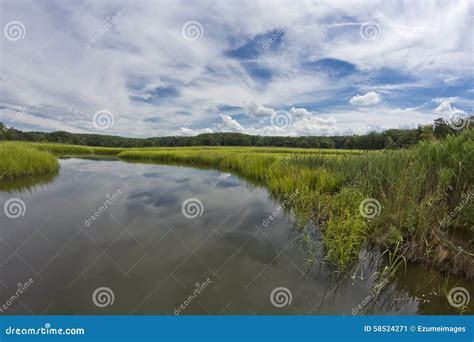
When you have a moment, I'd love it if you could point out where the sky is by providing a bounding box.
[0,0,473,137]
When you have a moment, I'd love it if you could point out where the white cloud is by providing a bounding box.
[220,114,244,132]
[179,127,213,136]
[288,107,312,117]
[349,91,381,106]
[433,101,466,117]
[246,103,276,117]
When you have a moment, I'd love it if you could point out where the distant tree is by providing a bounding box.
[433,118,452,139]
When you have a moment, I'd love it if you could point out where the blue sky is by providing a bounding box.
[0,0,473,137]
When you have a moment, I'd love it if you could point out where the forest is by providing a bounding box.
[0,117,467,149]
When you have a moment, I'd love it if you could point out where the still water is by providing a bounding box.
[0,158,472,315]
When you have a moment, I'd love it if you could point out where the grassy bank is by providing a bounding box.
[0,142,59,181]
[4,131,473,278]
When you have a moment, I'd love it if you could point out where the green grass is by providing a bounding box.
[3,131,473,277]
[0,142,59,181]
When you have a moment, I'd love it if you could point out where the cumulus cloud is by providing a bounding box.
[288,107,312,118]
[349,92,381,106]
[220,114,244,132]
[179,127,213,136]
[246,103,276,117]
[433,101,466,117]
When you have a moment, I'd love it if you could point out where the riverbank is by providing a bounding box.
[2,131,473,278]
[0,142,59,182]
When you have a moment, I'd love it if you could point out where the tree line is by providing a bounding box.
[0,117,471,150]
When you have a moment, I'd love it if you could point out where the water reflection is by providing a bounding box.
[0,169,59,193]
[0,158,471,315]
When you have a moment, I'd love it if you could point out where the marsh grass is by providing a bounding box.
[0,142,59,182]
[7,130,473,277]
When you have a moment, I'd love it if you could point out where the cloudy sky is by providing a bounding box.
[0,0,473,137]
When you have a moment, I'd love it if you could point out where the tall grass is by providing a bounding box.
[0,142,59,181]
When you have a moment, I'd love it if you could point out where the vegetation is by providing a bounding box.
[14,129,471,278]
[0,142,59,182]
[1,117,470,149]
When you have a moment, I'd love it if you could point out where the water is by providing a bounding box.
[0,158,472,315]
